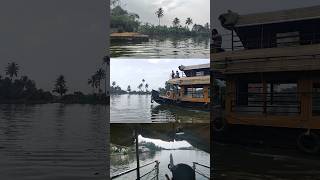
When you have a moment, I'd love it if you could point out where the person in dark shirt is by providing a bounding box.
[212,29,223,53]
[175,70,180,78]
[171,70,175,79]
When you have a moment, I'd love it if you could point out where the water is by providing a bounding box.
[214,143,320,179]
[0,104,108,180]
[110,137,210,180]
[111,37,210,59]
[110,94,210,123]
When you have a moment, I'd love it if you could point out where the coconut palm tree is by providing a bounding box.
[102,55,110,96]
[53,75,68,97]
[155,8,164,26]
[145,83,149,92]
[138,83,143,92]
[112,81,116,87]
[173,17,180,27]
[95,68,106,94]
[185,17,193,29]
[5,62,19,80]
[127,85,131,93]
[88,75,97,93]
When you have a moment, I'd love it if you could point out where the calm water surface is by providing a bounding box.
[110,95,209,123]
[214,143,320,179]
[0,104,107,180]
[111,37,210,59]
[111,138,210,180]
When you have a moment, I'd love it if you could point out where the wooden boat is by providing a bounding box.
[151,64,211,109]
[110,32,149,42]
[212,5,320,153]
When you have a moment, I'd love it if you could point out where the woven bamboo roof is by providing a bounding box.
[236,5,320,27]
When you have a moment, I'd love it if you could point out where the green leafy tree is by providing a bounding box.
[155,8,164,26]
[53,75,68,97]
[145,83,149,92]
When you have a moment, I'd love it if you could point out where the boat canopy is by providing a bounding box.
[221,5,320,27]
[179,63,210,71]
[167,75,210,86]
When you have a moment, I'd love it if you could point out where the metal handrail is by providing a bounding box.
[111,160,159,179]
[193,162,210,179]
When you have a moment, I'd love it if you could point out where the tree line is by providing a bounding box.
[111,79,150,95]
[111,1,210,36]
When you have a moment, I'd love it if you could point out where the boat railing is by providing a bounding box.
[111,160,160,180]
[193,162,210,179]
[218,31,320,52]
[231,92,302,115]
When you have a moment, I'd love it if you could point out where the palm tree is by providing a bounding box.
[173,17,180,27]
[127,85,131,93]
[185,17,193,29]
[155,8,164,26]
[95,68,106,94]
[53,75,68,97]
[5,62,19,80]
[88,75,97,93]
[102,56,110,96]
[145,83,149,92]
[112,81,116,87]
[138,83,143,92]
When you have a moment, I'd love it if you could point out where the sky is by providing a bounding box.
[139,135,192,149]
[212,0,320,47]
[110,59,209,91]
[118,0,210,26]
[0,0,108,94]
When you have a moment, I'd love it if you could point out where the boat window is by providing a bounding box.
[234,81,299,115]
[313,82,320,116]
[196,71,204,76]
[184,88,204,98]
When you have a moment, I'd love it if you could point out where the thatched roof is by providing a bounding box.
[236,5,320,27]
[167,75,210,85]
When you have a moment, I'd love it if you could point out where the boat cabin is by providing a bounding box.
[151,64,211,108]
[212,6,320,129]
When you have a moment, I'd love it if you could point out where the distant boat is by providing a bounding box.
[110,32,149,42]
[151,64,211,109]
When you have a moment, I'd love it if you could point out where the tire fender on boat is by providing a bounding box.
[297,130,320,154]
[213,117,228,132]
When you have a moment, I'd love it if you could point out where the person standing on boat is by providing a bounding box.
[175,70,180,78]
[171,70,175,79]
[212,29,223,53]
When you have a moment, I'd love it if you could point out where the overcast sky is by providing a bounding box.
[212,0,320,38]
[0,0,108,94]
[110,59,209,91]
[119,0,210,26]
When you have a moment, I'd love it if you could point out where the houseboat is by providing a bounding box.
[212,6,320,153]
[151,63,212,109]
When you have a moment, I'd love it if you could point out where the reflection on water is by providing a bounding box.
[111,136,210,180]
[111,37,210,58]
[0,104,107,180]
[214,143,320,179]
[110,94,209,123]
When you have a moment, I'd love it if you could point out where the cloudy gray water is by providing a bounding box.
[111,140,210,179]
[111,37,210,59]
[0,104,107,180]
[110,94,209,123]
